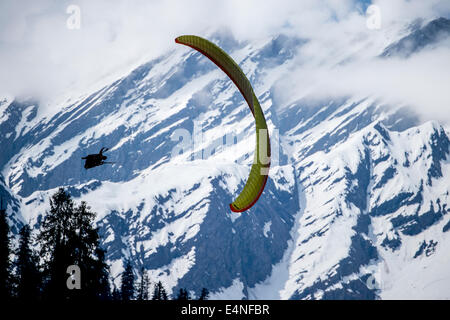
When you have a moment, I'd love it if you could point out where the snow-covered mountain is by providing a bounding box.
[1,18,449,299]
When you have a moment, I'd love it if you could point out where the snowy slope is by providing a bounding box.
[277,118,450,299]
[1,19,449,299]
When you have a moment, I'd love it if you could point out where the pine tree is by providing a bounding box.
[92,247,111,300]
[14,224,41,300]
[198,287,209,300]
[176,288,190,300]
[71,201,110,300]
[37,188,111,300]
[152,281,168,300]
[37,188,75,299]
[120,259,134,300]
[0,200,12,300]
[136,266,150,300]
[112,286,121,300]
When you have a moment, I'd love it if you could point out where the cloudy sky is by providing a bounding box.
[0,0,449,121]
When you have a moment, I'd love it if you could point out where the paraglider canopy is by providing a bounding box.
[175,35,271,212]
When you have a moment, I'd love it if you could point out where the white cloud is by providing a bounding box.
[373,0,450,26]
[0,0,449,121]
[269,0,450,122]
[277,44,450,122]
[0,0,360,100]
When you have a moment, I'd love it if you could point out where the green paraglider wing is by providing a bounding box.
[175,35,270,212]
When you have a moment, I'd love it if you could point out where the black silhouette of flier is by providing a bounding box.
[82,147,113,169]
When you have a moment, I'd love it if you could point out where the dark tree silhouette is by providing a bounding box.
[0,200,12,300]
[91,247,111,300]
[112,286,121,301]
[176,288,190,300]
[136,266,150,300]
[37,188,111,300]
[198,287,209,300]
[37,188,75,299]
[14,224,41,300]
[120,259,135,300]
[152,281,168,300]
[71,201,110,300]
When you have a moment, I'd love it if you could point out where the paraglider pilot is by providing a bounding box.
[82,147,110,169]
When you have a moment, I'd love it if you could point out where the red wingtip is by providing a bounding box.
[228,171,270,213]
[229,203,242,213]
